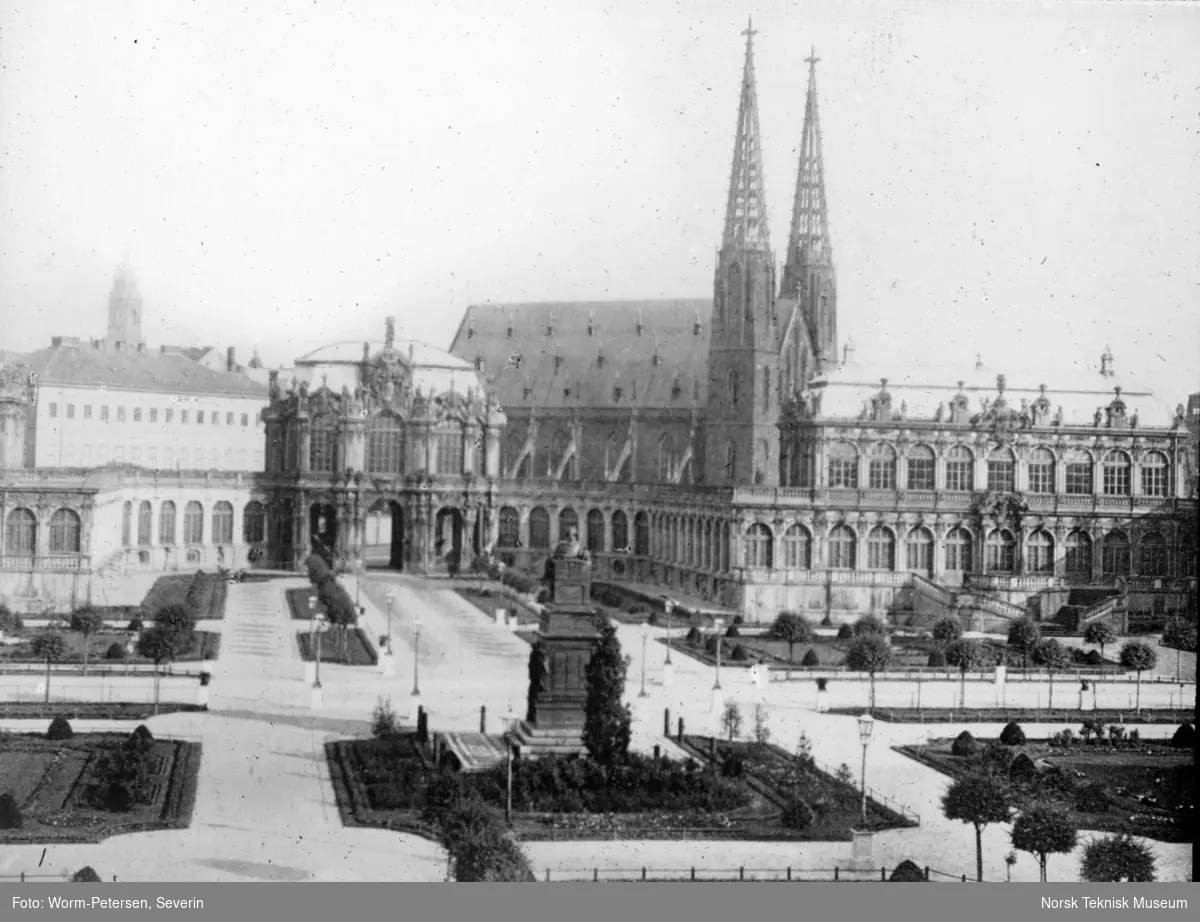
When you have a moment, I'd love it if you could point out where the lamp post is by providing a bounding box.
[663,598,675,665]
[857,711,875,825]
[504,705,518,826]
[712,617,724,691]
[355,558,364,608]
[639,622,649,698]
[305,594,319,685]
[381,588,396,676]
[311,613,326,709]
[410,615,423,720]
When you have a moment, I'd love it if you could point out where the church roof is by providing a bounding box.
[22,340,268,399]
[448,300,712,411]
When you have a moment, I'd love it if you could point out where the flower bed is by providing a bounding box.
[296,627,378,666]
[0,630,219,666]
[139,574,195,618]
[184,572,228,620]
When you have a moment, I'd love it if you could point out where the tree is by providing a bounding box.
[153,604,196,673]
[1161,617,1197,682]
[1032,639,1071,710]
[752,703,771,747]
[1118,641,1158,712]
[942,768,1011,881]
[944,638,990,709]
[1007,618,1041,669]
[30,631,67,704]
[1079,833,1156,882]
[582,619,632,767]
[440,799,535,881]
[136,625,184,716]
[931,617,963,645]
[69,606,107,677]
[721,701,743,742]
[1011,806,1078,882]
[770,612,811,679]
[853,615,888,638]
[845,634,893,709]
[317,576,358,664]
[1083,622,1117,662]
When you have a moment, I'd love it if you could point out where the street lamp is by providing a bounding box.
[857,711,875,825]
[412,615,423,698]
[313,614,326,690]
[385,589,395,654]
[663,598,676,665]
[712,617,725,691]
[355,558,364,608]
[638,622,649,698]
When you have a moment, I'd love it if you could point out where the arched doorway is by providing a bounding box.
[435,507,464,572]
[389,500,405,571]
[310,503,337,563]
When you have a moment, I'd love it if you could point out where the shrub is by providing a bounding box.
[1050,729,1074,748]
[1080,833,1157,882]
[103,784,134,812]
[951,730,980,757]
[372,698,401,740]
[724,624,740,638]
[685,626,702,645]
[582,621,632,768]
[781,798,815,830]
[889,860,926,882]
[705,634,721,655]
[1074,781,1110,813]
[71,867,102,883]
[104,642,126,660]
[801,648,820,667]
[733,614,744,625]
[816,677,828,691]
[927,649,947,667]
[46,716,74,741]
[0,604,23,632]
[1171,723,1196,749]
[999,722,1026,746]
[0,792,22,830]
[730,644,749,661]
[126,618,143,633]
[820,614,833,627]
[130,724,154,746]
[1084,649,1103,666]
[853,615,888,637]
[836,623,853,640]
[1009,752,1039,780]
[720,753,746,778]
[646,610,660,626]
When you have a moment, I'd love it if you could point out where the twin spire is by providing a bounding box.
[784,49,833,275]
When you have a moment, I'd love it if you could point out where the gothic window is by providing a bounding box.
[48,508,81,554]
[1101,530,1131,576]
[744,523,773,569]
[586,509,605,553]
[906,445,936,491]
[987,447,1016,493]
[1102,451,1131,496]
[945,445,975,492]
[604,434,618,479]
[1027,448,1055,495]
[366,416,405,475]
[634,511,649,556]
[529,507,551,549]
[159,501,176,546]
[985,529,1016,573]
[498,507,520,548]
[611,510,629,551]
[435,428,465,475]
[5,508,36,556]
[1137,531,1167,577]
[728,370,740,408]
[867,443,897,490]
[212,502,234,545]
[944,526,973,572]
[243,501,265,544]
[137,501,152,546]
[828,525,856,570]
[1140,450,1169,497]
[725,441,737,483]
[866,526,895,571]
[658,434,675,482]
[309,419,337,473]
[827,441,858,488]
[1178,536,1196,578]
[122,501,132,547]
[781,524,812,569]
[1026,529,1054,575]
[1065,451,1094,494]
[558,507,579,545]
[183,501,204,545]
[1065,530,1092,579]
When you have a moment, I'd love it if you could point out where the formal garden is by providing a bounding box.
[285,555,378,666]
[0,720,201,844]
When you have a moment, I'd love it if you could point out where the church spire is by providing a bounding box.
[783,49,832,283]
[107,259,145,347]
[722,19,771,253]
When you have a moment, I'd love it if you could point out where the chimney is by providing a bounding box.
[227,346,236,372]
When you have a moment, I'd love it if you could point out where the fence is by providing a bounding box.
[540,865,985,882]
[0,662,209,677]
[0,680,195,705]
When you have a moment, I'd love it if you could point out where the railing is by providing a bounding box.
[910,573,954,607]
[1076,597,1120,631]
[540,865,980,882]
[0,555,87,572]
[965,574,1065,592]
[0,662,208,677]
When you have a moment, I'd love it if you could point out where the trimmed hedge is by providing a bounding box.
[951,731,980,757]
[999,722,1026,746]
[47,716,74,741]
[1171,723,1196,749]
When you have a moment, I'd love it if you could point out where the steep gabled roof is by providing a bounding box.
[448,300,712,411]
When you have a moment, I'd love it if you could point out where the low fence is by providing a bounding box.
[0,680,196,705]
[540,865,984,882]
[0,662,210,677]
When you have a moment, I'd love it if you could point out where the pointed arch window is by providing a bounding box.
[529,507,551,549]
[137,501,152,546]
[828,525,856,570]
[1102,451,1131,496]
[634,511,649,556]
[309,418,337,473]
[827,441,858,488]
[1065,530,1092,579]
[49,508,81,554]
[744,523,773,569]
[159,501,176,546]
[121,501,132,547]
[905,445,936,491]
[1140,450,1169,497]
[243,501,265,544]
[586,509,605,553]
[498,507,520,548]
[611,510,629,552]
[945,445,974,492]
[725,441,737,484]
[366,415,405,475]
[945,526,973,572]
[5,508,36,557]
[905,526,934,576]
[1137,531,1167,577]
[781,524,812,570]
[762,366,771,412]
[1026,529,1054,575]
[183,501,204,545]
[1101,530,1131,576]
[867,443,897,489]
[1028,448,1055,495]
[658,435,676,482]
[985,528,1017,573]
[866,526,895,571]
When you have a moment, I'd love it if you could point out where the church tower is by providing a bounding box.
[704,22,780,487]
[780,51,837,373]
[106,260,144,347]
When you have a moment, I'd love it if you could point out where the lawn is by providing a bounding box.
[0,629,220,666]
[455,587,541,627]
[0,732,202,844]
[831,707,1196,724]
[895,735,1194,843]
[138,571,227,620]
[296,627,378,666]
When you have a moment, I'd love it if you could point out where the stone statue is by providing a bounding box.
[554,526,586,560]
[1173,403,1186,428]
[934,402,945,422]
[1130,408,1139,429]
[1053,405,1063,427]
[268,370,281,402]
[1094,407,1103,427]
[899,400,908,419]
[526,641,550,723]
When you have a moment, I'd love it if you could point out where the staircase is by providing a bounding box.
[907,573,1025,632]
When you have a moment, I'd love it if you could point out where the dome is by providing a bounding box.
[292,336,483,399]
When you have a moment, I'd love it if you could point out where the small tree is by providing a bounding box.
[1032,638,1071,710]
[1161,617,1197,681]
[30,631,67,704]
[71,867,102,883]
[944,638,989,709]
[582,619,632,767]
[440,799,535,881]
[931,617,963,645]
[836,623,853,640]
[770,611,812,679]
[845,634,893,709]
[942,768,1011,881]
[371,697,400,740]
[1011,806,1078,882]
[1079,833,1156,882]
[721,700,744,742]
[1083,621,1117,662]
[136,625,183,716]
[751,702,771,747]
[801,648,820,667]
[69,606,107,677]
[1007,618,1041,669]
[853,615,888,638]
[1118,641,1157,712]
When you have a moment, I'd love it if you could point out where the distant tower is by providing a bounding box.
[106,260,144,347]
[780,50,838,373]
[704,21,780,487]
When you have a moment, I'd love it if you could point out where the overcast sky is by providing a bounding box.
[1,0,1197,401]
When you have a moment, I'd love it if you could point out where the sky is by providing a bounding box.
[1,0,1198,402]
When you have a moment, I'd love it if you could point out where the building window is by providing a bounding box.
[227,412,234,426]
[212,412,219,426]
[744,523,773,569]
[866,526,895,571]
[242,413,249,426]
[84,405,92,419]
[867,443,896,490]
[945,526,973,572]
[66,404,75,419]
[658,435,676,482]
[237,449,247,467]
[63,444,75,464]
[1102,451,1131,496]
[183,501,204,545]
[987,448,1015,493]
[150,408,158,423]
[212,501,234,544]
[528,507,551,549]
[498,507,520,548]
[1065,460,1093,494]
[131,447,141,463]
[609,510,629,551]
[164,447,174,468]
[133,408,142,422]
[181,410,189,424]
[906,527,934,576]
[1137,531,1167,577]
[945,445,974,491]
[828,525,856,569]
[118,407,126,422]
[1028,448,1055,494]
[1065,530,1092,578]
[159,501,176,546]
[586,509,605,553]
[164,408,173,423]
[906,445,935,491]
[197,411,205,424]
[5,508,38,556]
[121,501,132,546]
[243,501,265,544]
[1026,529,1054,575]
[1141,451,1169,497]
[1178,537,1196,578]
[49,403,58,418]
[985,528,1016,573]
[309,420,337,472]
[100,405,110,421]
[137,501,152,545]
[147,448,157,468]
[781,524,812,569]
[634,511,649,556]
[47,508,80,553]
[81,445,92,463]
[365,416,405,475]
[114,446,125,461]
[208,448,218,467]
[223,448,233,467]
[1101,530,1131,576]
[827,441,858,489]
[558,507,579,544]
[435,429,465,475]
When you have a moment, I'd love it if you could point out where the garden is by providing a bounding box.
[0,720,201,844]
[0,627,219,668]
[288,555,378,666]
